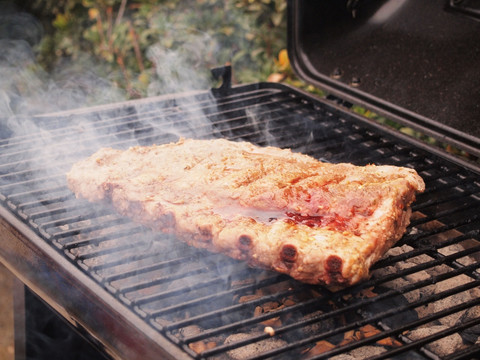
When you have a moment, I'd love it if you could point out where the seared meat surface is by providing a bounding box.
[67,138,425,287]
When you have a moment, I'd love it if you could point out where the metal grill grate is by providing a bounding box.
[1,83,479,359]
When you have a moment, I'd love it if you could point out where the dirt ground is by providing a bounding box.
[0,262,14,360]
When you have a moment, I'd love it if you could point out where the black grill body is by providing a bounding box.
[2,0,480,358]
[0,79,480,359]
[288,0,480,154]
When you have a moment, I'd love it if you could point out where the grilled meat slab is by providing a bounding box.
[67,138,425,287]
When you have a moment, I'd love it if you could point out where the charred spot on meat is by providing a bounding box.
[326,255,342,272]
[281,244,297,263]
[238,235,253,251]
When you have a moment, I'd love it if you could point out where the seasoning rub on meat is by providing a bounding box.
[66,138,425,287]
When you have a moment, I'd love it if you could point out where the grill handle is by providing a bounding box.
[211,65,232,96]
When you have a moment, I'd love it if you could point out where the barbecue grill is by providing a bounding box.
[1,0,480,359]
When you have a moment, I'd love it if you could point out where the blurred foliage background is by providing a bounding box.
[4,0,299,99]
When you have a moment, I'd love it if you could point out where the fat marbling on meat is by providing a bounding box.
[66,138,425,287]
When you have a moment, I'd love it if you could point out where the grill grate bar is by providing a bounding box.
[130,261,254,306]
[373,247,480,292]
[0,90,293,162]
[183,250,480,342]
[409,203,480,228]
[0,164,70,183]
[160,283,310,335]
[22,200,88,221]
[116,258,222,296]
[420,175,478,197]
[401,162,459,179]
[373,247,480,289]
[441,344,480,360]
[14,192,73,211]
[133,276,229,308]
[62,225,145,250]
[178,258,480,358]
[0,173,66,194]
[1,184,68,203]
[95,246,194,276]
[147,274,285,320]
[0,90,285,145]
[3,92,459,208]
[1,108,314,199]
[373,230,479,269]
[42,211,125,237]
[236,281,480,360]
[87,250,167,272]
[366,315,480,360]
[159,236,480,338]
[404,223,479,248]
[412,186,480,212]
[73,233,159,262]
[0,146,116,180]
[1,84,479,360]
[75,239,153,261]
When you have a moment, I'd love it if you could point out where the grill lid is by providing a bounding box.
[287,0,480,155]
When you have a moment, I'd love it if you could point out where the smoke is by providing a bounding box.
[0,39,126,116]
[146,29,217,96]
[0,0,271,305]
[0,1,274,145]
[0,10,228,296]
[0,7,312,358]
[0,9,222,353]
[0,8,226,119]
[0,6,225,167]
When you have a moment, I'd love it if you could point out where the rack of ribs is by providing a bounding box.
[67,138,425,288]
